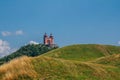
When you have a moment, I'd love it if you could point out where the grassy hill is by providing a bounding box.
[43,44,120,61]
[0,44,120,80]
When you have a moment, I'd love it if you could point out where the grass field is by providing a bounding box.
[0,44,120,80]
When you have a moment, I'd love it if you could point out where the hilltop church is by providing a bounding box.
[43,33,57,48]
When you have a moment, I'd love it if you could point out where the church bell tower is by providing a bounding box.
[43,33,54,45]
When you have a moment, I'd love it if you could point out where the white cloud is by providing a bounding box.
[118,41,120,45]
[1,30,24,36]
[1,31,11,36]
[29,41,39,45]
[0,39,11,57]
[10,48,17,54]
[0,39,17,57]
[15,30,24,35]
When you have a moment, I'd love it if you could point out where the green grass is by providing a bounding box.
[32,56,120,80]
[93,54,120,67]
[43,44,120,61]
[1,44,120,80]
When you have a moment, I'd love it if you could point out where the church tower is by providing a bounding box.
[43,33,54,45]
[43,33,48,45]
[49,34,54,45]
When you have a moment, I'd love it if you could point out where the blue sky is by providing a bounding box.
[0,0,120,56]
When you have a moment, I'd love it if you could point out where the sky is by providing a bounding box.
[0,0,120,57]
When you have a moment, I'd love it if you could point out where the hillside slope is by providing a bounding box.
[0,44,120,80]
[43,44,120,61]
[93,54,120,67]
[0,44,57,65]
[32,56,120,80]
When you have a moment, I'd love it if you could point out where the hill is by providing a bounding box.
[0,44,58,65]
[43,44,120,61]
[0,44,120,80]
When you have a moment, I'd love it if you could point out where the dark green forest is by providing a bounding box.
[0,44,58,65]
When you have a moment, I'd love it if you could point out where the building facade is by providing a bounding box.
[43,33,54,45]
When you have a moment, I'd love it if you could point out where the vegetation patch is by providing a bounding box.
[1,44,120,80]
[0,44,58,65]
[0,56,37,80]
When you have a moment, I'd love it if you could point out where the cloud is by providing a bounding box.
[10,48,17,54]
[118,41,120,44]
[1,30,24,36]
[1,31,11,36]
[15,30,24,35]
[0,39,11,57]
[0,39,17,57]
[29,41,39,45]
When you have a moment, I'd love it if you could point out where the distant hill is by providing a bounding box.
[0,44,58,65]
[0,44,120,80]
